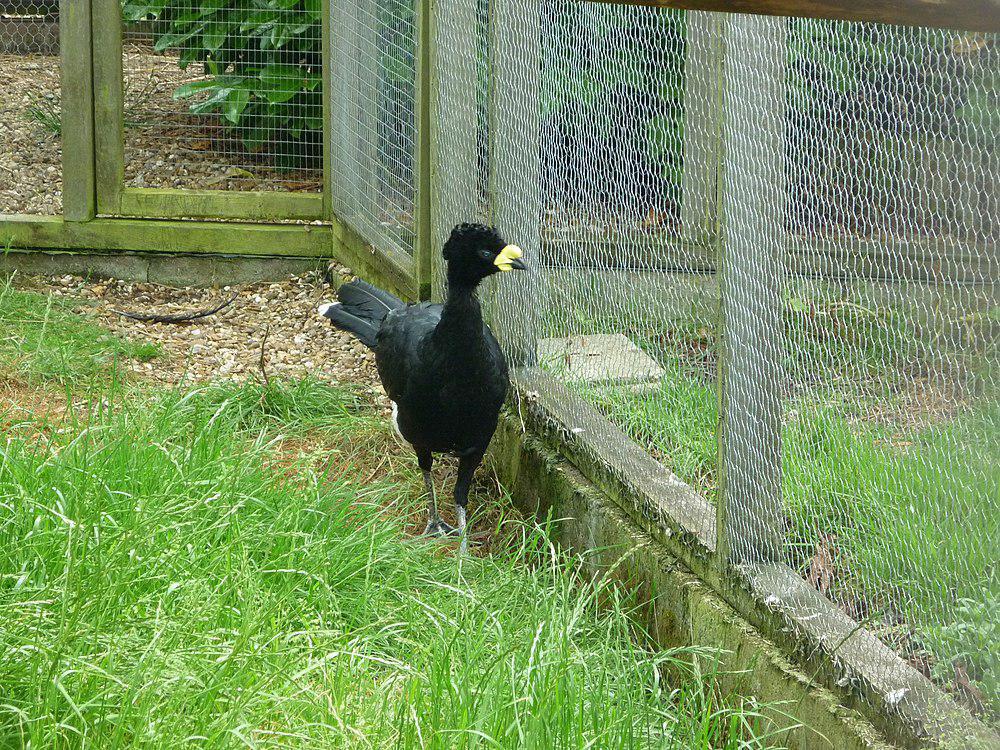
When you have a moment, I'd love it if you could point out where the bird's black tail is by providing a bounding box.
[318,279,405,350]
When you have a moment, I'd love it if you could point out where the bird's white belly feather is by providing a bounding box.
[390,401,407,443]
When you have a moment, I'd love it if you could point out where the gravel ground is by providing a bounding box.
[0,53,62,216]
[17,267,384,402]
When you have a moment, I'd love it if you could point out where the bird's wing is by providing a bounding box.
[374,303,442,403]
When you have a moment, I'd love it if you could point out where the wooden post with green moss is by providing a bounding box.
[91,0,125,216]
[715,14,785,566]
[487,0,541,367]
[414,0,435,300]
[60,0,96,222]
[681,11,723,246]
[428,0,479,301]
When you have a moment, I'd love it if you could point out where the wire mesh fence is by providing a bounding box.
[119,0,324,192]
[0,0,995,730]
[423,0,999,724]
[329,0,418,256]
[0,0,62,216]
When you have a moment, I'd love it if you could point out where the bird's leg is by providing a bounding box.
[454,452,484,554]
[417,448,455,537]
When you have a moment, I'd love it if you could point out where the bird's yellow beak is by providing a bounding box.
[494,244,525,272]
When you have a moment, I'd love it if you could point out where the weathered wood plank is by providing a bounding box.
[0,213,419,299]
[583,0,1000,33]
[118,189,324,222]
[429,0,480,302]
[681,12,723,245]
[59,0,96,222]
[414,0,434,300]
[330,214,420,301]
[91,0,125,215]
[715,13,785,565]
[488,0,543,365]
[321,0,333,223]
[0,215,332,257]
[539,231,999,285]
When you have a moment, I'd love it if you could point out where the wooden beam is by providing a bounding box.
[59,0,96,222]
[680,12,723,246]
[583,0,1000,33]
[538,231,999,285]
[414,0,435,300]
[0,215,332,257]
[321,0,333,223]
[0,214,418,300]
[715,14,785,566]
[117,189,324,222]
[91,0,125,215]
[430,0,481,302]
[488,0,543,366]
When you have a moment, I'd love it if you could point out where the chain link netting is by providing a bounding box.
[329,0,417,256]
[0,1,61,216]
[120,0,324,193]
[430,0,997,723]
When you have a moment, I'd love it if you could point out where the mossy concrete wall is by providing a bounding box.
[488,412,895,750]
[0,250,324,287]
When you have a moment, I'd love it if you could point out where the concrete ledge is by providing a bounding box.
[488,415,890,750]
[491,368,999,749]
[0,250,324,287]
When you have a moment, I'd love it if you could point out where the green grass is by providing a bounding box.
[587,367,999,718]
[0,371,782,748]
[0,279,160,387]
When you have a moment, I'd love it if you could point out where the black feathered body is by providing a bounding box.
[376,293,508,455]
[322,223,523,541]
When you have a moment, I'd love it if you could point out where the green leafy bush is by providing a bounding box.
[122,0,323,166]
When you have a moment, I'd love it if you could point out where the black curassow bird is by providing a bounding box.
[318,223,526,552]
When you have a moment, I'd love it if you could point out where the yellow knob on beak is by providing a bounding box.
[494,244,526,272]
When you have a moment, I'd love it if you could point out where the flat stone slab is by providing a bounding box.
[537,333,665,385]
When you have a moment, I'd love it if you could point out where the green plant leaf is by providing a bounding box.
[223,88,252,123]
[259,64,304,103]
[153,24,204,52]
[201,21,227,52]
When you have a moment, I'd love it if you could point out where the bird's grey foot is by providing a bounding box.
[422,467,455,537]
[457,505,468,555]
[423,516,458,537]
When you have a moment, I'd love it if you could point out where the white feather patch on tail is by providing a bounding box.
[317,301,339,318]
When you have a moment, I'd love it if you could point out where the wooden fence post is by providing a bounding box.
[321,0,333,222]
[60,0,96,222]
[414,0,435,299]
[91,0,124,216]
[488,0,542,367]
[716,13,785,565]
[680,11,723,246]
[428,0,480,301]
